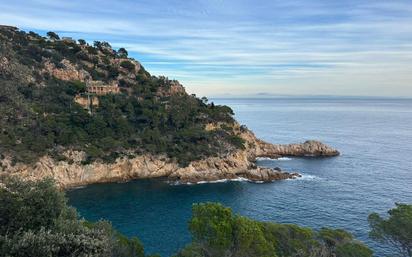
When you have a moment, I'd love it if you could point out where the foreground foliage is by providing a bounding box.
[175,203,373,257]
[0,178,153,257]
[369,203,412,257]
[0,178,376,257]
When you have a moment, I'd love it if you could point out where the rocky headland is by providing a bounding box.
[1,127,339,188]
[0,26,339,188]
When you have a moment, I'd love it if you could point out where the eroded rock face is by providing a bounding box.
[254,139,340,158]
[156,80,186,97]
[113,58,141,75]
[0,55,34,83]
[238,126,339,158]
[1,154,176,188]
[43,60,90,81]
[0,128,339,189]
[238,168,300,182]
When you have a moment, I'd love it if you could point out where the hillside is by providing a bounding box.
[0,25,245,165]
[0,25,339,187]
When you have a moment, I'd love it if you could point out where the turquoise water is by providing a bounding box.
[67,98,412,256]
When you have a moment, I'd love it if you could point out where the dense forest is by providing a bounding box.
[1,178,411,257]
[0,26,245,166]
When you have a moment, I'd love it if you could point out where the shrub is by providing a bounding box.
[47,31,60,40]
[117,47,128,58]
[369,203,412,257]
[0,178,147,257]
[120,60,135,71]
[176,203,373,257]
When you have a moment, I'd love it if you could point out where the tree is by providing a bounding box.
[0,178,67,234]
[262,223,316,257]
[189,203,234,256]
[120,60,136,71]
[318,228,372,257]
[68,80,87,94]
[200,96,208,104]
[101,41,112,49]
[118,47,128,58]
[369,203,412,257]
[335,242,373,257]
[0,177,148,257]
[46,31,60,40]
[94,40,102,48]
[78,39,86,45]
[318,228,353,249]
[177,203,373,257]
[231,216,275,257]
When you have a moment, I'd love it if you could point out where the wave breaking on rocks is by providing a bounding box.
[1,125,339,189]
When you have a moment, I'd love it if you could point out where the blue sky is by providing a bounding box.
[1,0,412,97]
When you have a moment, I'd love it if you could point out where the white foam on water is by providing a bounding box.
[169,177,250,186]
[70,185,86,190]
[256,157,293,161]
[292,174,321,181]
[169,173,321,186]
[277,157,293,161]
[250,180,265,184]
[256,157,273,161]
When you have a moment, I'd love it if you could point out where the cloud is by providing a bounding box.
[0,0,411,97]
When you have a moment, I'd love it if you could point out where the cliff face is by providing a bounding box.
[237,126,339,158]
[0,26,340,188]
[1,127,339,188]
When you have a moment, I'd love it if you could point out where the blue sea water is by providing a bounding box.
[67,97,412,257]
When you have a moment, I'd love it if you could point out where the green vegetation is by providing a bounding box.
[78,39,86,46]
[0,178,153,257]
[118,47,128,58]
[369,203,412,257]
[0,178,379,257]
[47,31,60,40]
[120,60,135,71]
[0,27,244,166]
[175,203,372,257]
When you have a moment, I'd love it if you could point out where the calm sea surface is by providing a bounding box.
[67,98,412,257]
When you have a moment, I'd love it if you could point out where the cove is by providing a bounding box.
[68,98,412,257]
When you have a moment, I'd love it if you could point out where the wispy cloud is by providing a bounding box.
[1,0,411,96]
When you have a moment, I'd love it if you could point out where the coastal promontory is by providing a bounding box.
[0,25,339,188]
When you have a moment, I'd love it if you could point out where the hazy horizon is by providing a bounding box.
[1,0,411,97]
[208,93,412,99]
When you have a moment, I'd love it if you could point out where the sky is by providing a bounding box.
[1,0,412,97]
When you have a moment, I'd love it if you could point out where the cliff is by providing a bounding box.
[0,25,339,188]
[1,127,338,188]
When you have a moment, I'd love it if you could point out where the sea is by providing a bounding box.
[67,97,412,257]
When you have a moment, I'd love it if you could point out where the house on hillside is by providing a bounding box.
[86,81,120,95]
[61,37,76,43]
[74,82,120,113]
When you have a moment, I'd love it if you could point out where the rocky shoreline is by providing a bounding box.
[0,127,339,189]
[0,26,339,189]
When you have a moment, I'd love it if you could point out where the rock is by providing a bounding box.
[254,139,340,158]
[43,59,90,81]
[0,124,339,188]
[156,79,186,97]
[238,167,300,182]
